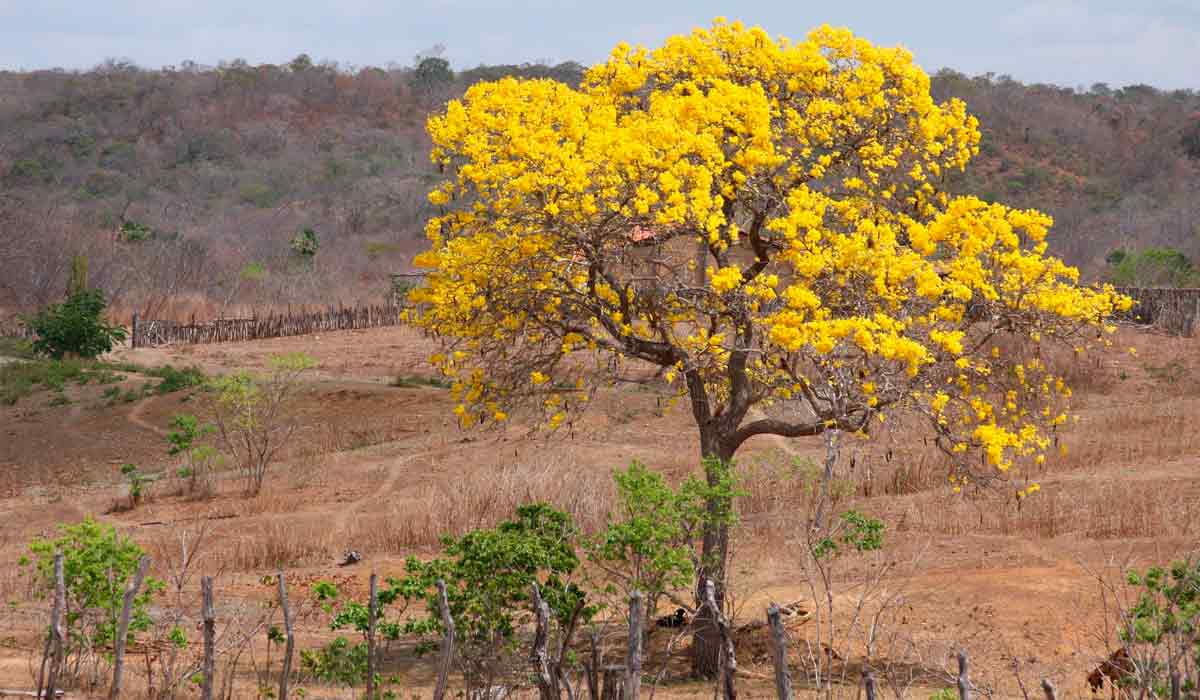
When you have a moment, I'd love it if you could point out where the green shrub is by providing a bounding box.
[238,182,280,208]
[28,289,127,359]
[148,365,206,394]
[1107,247,1200,287]
[0,336,37,359]
[19,518,163,676]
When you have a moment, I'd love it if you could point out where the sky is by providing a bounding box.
[0,0,1197,89]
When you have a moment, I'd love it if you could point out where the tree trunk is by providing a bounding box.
[692,430,733,679]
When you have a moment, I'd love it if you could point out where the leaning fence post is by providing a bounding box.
[367,572,378,700]
[276,571,295,700]
[109,555,151,700]
[432,579,455,700]
[625,591,644,700]
[766,604,793,700]
[956,650,971,700]
[201,576,215,700]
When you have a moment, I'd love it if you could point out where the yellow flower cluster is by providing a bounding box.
[409,16,1130,474]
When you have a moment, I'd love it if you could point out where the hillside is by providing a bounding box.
[1,57,1198,318]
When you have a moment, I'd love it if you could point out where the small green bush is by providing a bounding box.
[19,518,163,676]
[28,289,127,359]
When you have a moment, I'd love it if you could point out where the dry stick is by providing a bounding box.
[201,577,215,700]
[367,573,378,700]
[276,571,295,700]
[957,650,971,700]
[1040,679,1057,700]
[109,555,151,700]
[531,584,556,700]
[432,580,455,700]
[625,591,644,700]
[766,604,794,700]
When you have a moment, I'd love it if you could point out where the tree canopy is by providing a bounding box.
[411,18,1129,480]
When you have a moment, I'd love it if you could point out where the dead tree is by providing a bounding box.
[766,604,794,700]
[109,555,151,700]
[626,591,644,700]
[276,571,295,700]
[201,576,215,700]
[433,579,455,700]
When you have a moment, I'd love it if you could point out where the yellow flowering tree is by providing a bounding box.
[409,19,1129,676]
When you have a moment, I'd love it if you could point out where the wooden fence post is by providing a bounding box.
[766,604,793,700]
[531,584,555,700]
[201,576,215,700]
[956,650,971,700]
[276,572,295,700]
[131,313,139,349]
[1040,678,1057,700]
[432,579,455,700]
[625,591,644,700]
[864,667,878,700]
[37,553,65,700]
[703,580,737,700]
[601,666,625,700]
[367,573,377,700]
[109,555,151,700]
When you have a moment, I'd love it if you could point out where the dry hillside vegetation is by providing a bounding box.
[0,324,1196,697]
[1,61,1198,321]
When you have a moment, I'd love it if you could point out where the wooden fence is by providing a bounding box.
[1115,287,1200,337]
[130,304,406,348]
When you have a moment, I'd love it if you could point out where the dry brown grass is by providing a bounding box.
[343,455,617,554]
[896,479,1200,540]
[220,516,338,571]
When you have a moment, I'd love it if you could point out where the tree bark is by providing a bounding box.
[276,572,294,700]
[201,576,215,700]
[109,555,150,700]
[692,431,733,680]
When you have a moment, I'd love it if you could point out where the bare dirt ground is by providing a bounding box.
[1,325,1197,698]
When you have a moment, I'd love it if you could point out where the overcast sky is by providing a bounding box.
[1,0,1196,89]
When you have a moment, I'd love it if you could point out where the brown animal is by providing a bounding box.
[1087,647,1135,698]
